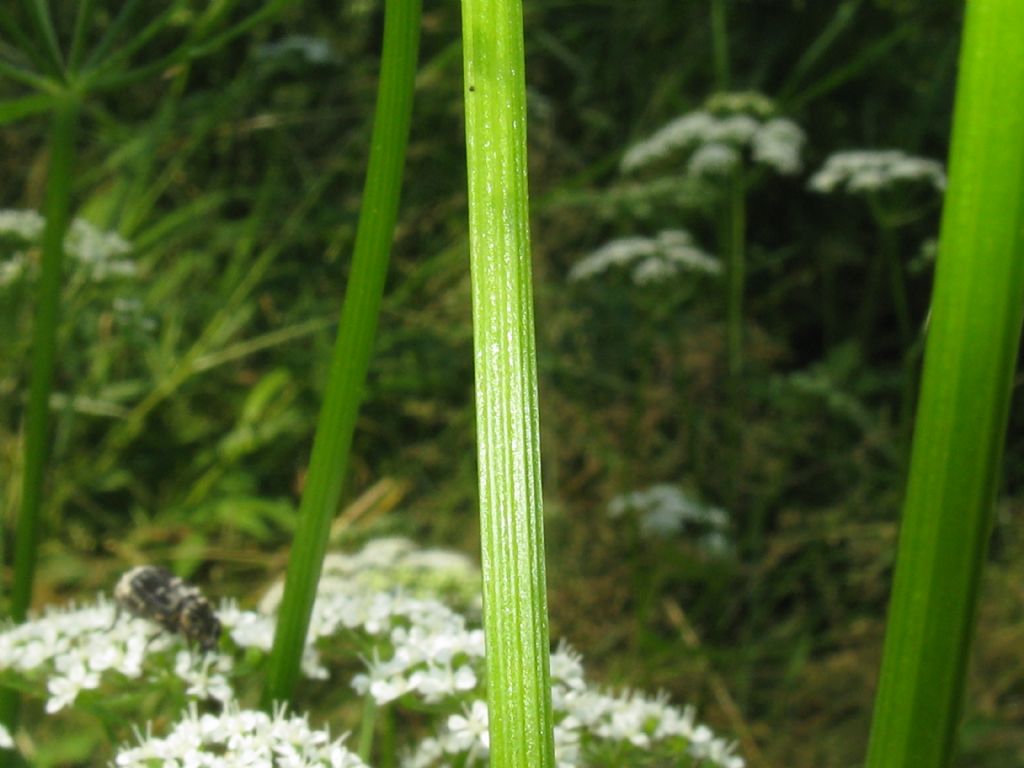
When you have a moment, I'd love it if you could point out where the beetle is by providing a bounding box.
[114,565,221,652]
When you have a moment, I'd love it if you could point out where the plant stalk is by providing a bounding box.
[260,0,421,707]
[1,93,80,761]
[460,0,555,763]
[865,2,1024,765]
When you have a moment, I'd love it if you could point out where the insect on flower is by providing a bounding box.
[114,565,221,652]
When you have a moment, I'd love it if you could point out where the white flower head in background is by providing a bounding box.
[64,218,135,279]
[255,35,340,66]
[570,229,720,285]
[0,210,136,285]
[0,209,45,241]
[260,536,482,616]
[621,92,806,178]
[113,703,367,767]
[808,150,946,195]
[609,484,733,554]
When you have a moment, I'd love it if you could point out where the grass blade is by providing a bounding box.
[864,2,1024,766]
[260,0,422,708]
[0,93,80,757]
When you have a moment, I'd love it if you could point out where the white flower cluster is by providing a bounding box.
[346,596,483,705]
[0,597,234,714]
[260,537,481,615]
[0,538,745,767]
[256,35,339,65]
[808,150,946,194]
[0,209,45,240]
[65,218,135,279]
[609,484,732,552]
[113,703,367,767]
[221,537,485,688]
[569,229,720,285]
[225,586,486,701]
[0,209,136,285]
[621,102,805,177]
[406,645,743,768]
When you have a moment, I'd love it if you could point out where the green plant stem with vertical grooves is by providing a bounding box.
[260,0,421,708]
[460,0,555,764]
[864,2,1024,767]
[0,93,80,761]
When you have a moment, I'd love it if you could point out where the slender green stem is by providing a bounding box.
[710,0,730,91]
[725,172,746,377]
[11,97,79,620]
[0,93,80,759]
[19,0,63,78]
[865,2,1024,766]
[460,0,555,764]
[67,0,96,72]
[260,0,421,707]
[356,693,377,763]
[868,197,913,349]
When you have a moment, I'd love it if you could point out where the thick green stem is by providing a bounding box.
[460,0,555,763]
[0,94,80,760]
[865,2,1024,766]
[260,0,421,707]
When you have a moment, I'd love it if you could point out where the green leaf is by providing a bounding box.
[0,92,52,126]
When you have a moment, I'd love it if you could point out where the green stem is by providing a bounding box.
[865,2,1024,766]
[0,93,80,760]
[460,0,555,763]
[356,693,377,763]
[725,172,746,377]
[710,0,731,91]
[260,0,421,708]
[868,197,913,349]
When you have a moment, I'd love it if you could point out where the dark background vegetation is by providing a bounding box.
[3,0,1022,765]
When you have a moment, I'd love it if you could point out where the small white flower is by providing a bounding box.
[446,700,490,752]
[0,722,13,749]
[45,661,100,713]
[174,649,235,702]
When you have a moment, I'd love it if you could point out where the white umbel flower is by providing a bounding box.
[0,209,45,240]
[621,95,805,177]
[0,596,235,713]
[570,229,720,285]
[809,150,946,194]
[113,703,367,767]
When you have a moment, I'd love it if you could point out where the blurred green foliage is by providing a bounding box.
[2,0,1022,765]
